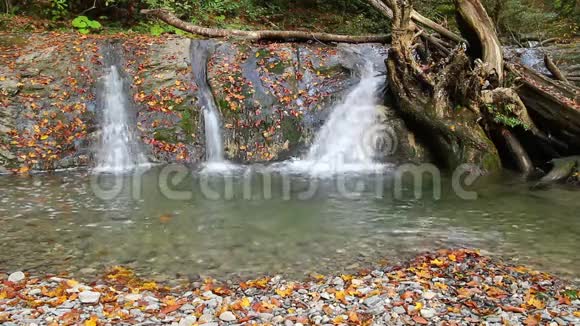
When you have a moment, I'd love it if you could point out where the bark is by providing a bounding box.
[544,54,571,85]
[455,0,503,84]
[140,9,391,43]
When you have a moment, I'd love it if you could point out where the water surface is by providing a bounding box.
[0,166,578,282]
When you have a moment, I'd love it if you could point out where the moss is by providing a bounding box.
[153,128,178,143]
[179,108,195,142]
[0,35,27,47]
[482,152,502,172]
[269,60,286,75]
[280,115,302,146]
[316,64,347,77]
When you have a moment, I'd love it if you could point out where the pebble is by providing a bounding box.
[8,271,25,283]
[393,306,406,315]
[420,308,436,319]
[178,316,197,326]
[78,291,100,304]
[423,291,436,300]
[219,311,236,322]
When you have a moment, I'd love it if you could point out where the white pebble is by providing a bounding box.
[8,271,25,283]
[79,291,101,304]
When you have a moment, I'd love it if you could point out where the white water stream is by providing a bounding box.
[95,66,148,173]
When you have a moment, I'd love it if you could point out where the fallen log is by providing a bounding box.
[140,9,391,43]
[544,54,571,85]
[506,63,580,152]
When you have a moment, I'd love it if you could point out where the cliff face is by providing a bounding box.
[0,34,431,173]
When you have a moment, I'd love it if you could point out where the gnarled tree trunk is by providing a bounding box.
[384,0,501,172]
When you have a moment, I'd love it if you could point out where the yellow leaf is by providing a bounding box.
[341,274,353,282]
[140,282,158,291]
[434,282,448,291]
[448,254,457,262]
[240,297,251,308]
[66,279,79,288]
[415,302,423,310]
[275,287,293,298]
[527,296,545,309]
[84,315,98,326]
[335,290,347,304]
[430,259,444,267]
[573,311,580,317]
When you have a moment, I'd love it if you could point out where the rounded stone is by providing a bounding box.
[8,271,25,283]
[219,311,236,322]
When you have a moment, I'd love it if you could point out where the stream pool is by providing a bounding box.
[0,165,578,282]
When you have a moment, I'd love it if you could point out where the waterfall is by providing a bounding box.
[301,63,386,172]
[191,40,225,164]
[203,106,224,162]
[94,64,148,173]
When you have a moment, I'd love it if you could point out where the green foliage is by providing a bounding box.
[485,103,529,130]
[50,0,68,21]
[71,15,102,34]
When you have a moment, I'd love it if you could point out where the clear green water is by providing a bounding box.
[0,165,578,282]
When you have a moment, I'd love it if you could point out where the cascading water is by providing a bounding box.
[299,62,386,173]
[94,61,148,173]
[191,40,226,165]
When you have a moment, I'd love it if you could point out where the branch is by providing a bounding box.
[140,9,391,43]
[366,0,465,44]
[544,54,571,85]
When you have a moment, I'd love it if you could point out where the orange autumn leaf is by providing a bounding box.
[401,291,414,300]
[348,310,360,322]
[501,305,526,313]
[413,315,429,325]
[160,304,182,315]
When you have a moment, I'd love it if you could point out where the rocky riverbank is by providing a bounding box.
[1,249,578,325]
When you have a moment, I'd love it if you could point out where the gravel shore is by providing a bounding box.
[1,249,578,325]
